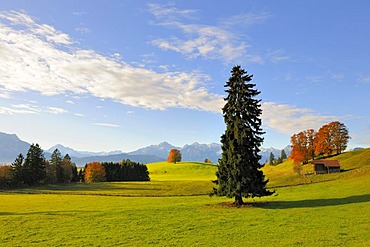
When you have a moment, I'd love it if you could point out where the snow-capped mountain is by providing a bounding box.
[181,142,221,163]
[0,131,292,165]
[128,141,179,159]
[259,145,292,164]
[46,144,123,158]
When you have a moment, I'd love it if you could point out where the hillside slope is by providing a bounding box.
[262,148,370,188]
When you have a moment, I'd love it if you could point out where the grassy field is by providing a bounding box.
[0,149,369,246]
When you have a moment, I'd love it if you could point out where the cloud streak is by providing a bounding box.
[93,123,120,128]
[0,11,223,113]
[148,3,268,63]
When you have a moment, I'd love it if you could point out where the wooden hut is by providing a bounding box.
[313,160,341,174]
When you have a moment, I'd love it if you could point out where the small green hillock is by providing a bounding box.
[146,161,217,181]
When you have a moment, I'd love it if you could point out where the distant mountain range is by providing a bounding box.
[45,144,124,158]
[0,131,293,166]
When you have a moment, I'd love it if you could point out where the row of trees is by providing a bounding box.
[0,144,78,188]
[0,144,150,188]
[82,160,150,183]
[269,149,287,166]
[290,121,350,164]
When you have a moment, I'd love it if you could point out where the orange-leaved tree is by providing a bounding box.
[84,162,106,183]
[315,121,350,156]
[290,129,315,164]
[167,149,182,164]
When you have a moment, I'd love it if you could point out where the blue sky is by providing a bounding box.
[0,0,369,152]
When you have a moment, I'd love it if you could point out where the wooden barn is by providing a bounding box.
[313,160,341,174]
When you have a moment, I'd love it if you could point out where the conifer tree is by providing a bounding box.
[281,149,287,160]
[23,144,46,185]
[11,153,24,185]
[50,149,63,183]
[269,152,275,166]
[213,65,273,205]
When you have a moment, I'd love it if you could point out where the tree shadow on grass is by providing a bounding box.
[257,194,370,209]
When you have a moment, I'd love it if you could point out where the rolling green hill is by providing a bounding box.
[147,161,217,181]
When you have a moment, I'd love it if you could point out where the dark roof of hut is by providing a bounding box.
[312,160,340,167]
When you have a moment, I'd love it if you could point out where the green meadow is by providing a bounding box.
[1,149,369,246]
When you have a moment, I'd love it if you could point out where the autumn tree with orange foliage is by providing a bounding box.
[315,121,350,156]
[84,162,106,183]
[290,129,315,164]
[0,165,13,188]
[290,121,350,164]
[167,149,182,164]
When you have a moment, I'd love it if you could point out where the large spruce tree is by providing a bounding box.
[213,65,273,205]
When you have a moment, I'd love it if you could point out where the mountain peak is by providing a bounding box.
[0,132,30,164]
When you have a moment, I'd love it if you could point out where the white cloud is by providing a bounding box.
[46,107,68,114]
[0,92,11,99]
[148,4,267,63]
[74,113,86,117]
[93,123,120,128]
[358,74,370,84]
[147,3,197,20]
[150,24,247,62]
[66,100,75,104]
[261,102,339,135]
[221,12,272,27]
[267,49,291,63]
[0,11,224,113]
[75,22,90,34]
[0,103,40,115]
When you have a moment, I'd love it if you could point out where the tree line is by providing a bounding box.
[82,160,150,183]
[269,149,287,166]
[290,121,350,164]
[0,144,149,188]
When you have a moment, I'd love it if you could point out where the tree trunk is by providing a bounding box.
[234,194,244,206]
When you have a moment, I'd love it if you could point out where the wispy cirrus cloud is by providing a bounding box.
[0,10,223,113]
[0,103,69,116]
[93,123,120,128]
[358,73,370,84]
[267,49,291,63]
[148,3,268,63]
[0,103,40,115]
[46,107,68,114]
[147,3,197,20]
[261,102,340,135]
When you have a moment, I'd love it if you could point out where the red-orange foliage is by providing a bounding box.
[167,149,182,164]
[84,162,106,183]
[315,121,350,156]
[289,129,315,164]
[290,121,350,164]
[0,165,13,187]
